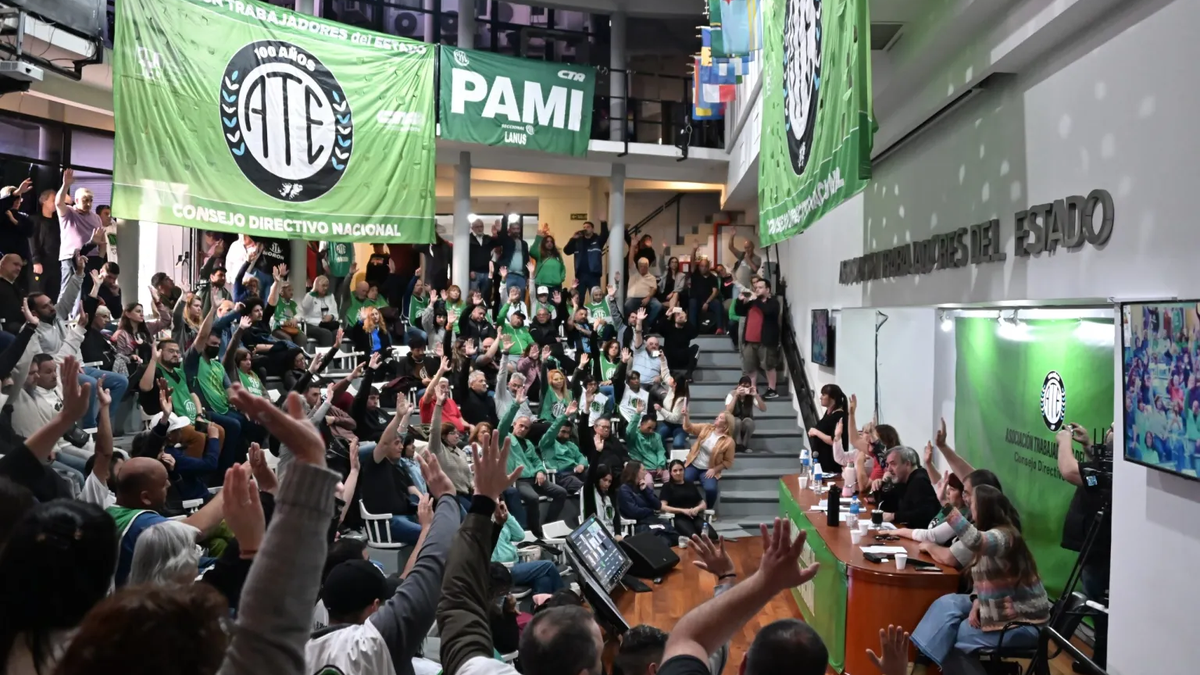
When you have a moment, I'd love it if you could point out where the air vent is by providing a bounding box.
[870,22,904,51]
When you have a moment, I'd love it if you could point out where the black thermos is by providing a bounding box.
[826,490,841,527]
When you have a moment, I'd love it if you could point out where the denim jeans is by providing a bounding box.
[469,272,491,300]
[910,593,1040,667]
[504,274,528,298]
[80,367,128,429]
[510,560,563,594]
[689,297,726,331]
[503,486,529,530]
[684,464,720,506]
[206,409,243,472]
[624,297,662,328]
[389,514,423,544]
[598,385,616,415]
[405,326,428,345]
[656,421,688,449]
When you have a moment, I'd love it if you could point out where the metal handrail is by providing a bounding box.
[778,277,821,430]
[600,192,685,259]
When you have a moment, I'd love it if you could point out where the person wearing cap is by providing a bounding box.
[156,409,221,502]
[495,282,529,326]
[308,415,463,675]
[499,310,534,357]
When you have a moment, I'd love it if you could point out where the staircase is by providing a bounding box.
[688,334,803,540]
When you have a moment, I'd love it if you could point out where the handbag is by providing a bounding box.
[63,424,90,448]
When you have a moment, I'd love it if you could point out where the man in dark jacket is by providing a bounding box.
[877,446,942,528]
[467,219,495,299]
[0,181,35,290]
[563,220,607,292]
[734,278,783,399]
[493,220,532,298]
[29,189,61,302]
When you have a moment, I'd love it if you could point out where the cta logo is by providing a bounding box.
[377,110,425,131]
[558,69,586,82]
[453,50,471,67]
[220,41,353,202]
[1040,370,1066,431]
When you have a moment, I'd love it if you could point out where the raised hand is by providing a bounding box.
[230,387,325,467]
[621,347,632,364]
[435,386,447,405]
[157,378,174,415]
[464,340,478,357]
[501,333,514,350]
[835,418,843,439]
[756,518,820,592]
[850,394,857,415]
[438,355,450,372]
[60,357,91,422]
[239,316,253,330]
[62,168,74,185]
[434,342,444,357]
[866,625,911,675]
[21,297,37,327]
[578,353,589,368]
[551,290,562,305]
[15,178,32,195]
[526,259,536,275]
[223,463,265,555]
[499,265,508,279]
[417,493,435,528]
[540,344,552,361]
[247,442,278,494]
[473,432,523,501]
[690,534,734,577]
[923,442,933,467]
[935,417,947,446]
[634,308,647,325]
[88,269,101,287]
[369,352,382,370]
[566,400,579,416]
[96,375,111,409]
[351,361,367,379]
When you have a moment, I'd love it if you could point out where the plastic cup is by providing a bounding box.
[798,476,809,490]
[850,530,863,545]
[871,511,885,526]
[895,553,908,571]
[858,521,871,536]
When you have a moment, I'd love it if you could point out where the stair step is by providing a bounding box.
[721,469,792,492]
[697,351,743,369]
[716,490,783,519]
[731,451,802,470]
[691,367,788,384]
[691,335,739,352]
[688,399,794,418]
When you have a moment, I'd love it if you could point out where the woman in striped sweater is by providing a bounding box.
[908,484,1052,673]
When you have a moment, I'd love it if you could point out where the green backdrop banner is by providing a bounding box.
[954,318,1114,595]
[758,0,875,246]
[113,0,436,243]
[439,47,596,157]
[780,481,848,672]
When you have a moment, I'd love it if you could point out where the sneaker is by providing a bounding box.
[715,328,725,335]
[763,389,780,400]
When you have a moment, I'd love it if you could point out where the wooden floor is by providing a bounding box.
[611,537,1086,675]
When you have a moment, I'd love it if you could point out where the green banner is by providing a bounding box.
[954,318,1114,595]
[780,481,848,672]
[758,0,875,246]
[439,47,596,157]
[112,0,436,243]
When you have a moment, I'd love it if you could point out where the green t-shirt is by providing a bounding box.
[196,356,231,415]
[238,369,265,398]
[530,235,566,286]
[409,294,430,327]
[446,299,466,334]
[345,294,387,325]
[600,357,618,382]
[272,298,299,330]
[539,387,574,422]
[159,365,198,422]
[586,300,611,322]
[328,242,354,277]
[501,325,534,355]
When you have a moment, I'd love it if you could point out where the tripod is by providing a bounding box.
[1024,502,1108,675]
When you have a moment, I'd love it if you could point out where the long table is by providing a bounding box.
[778,476,960,674]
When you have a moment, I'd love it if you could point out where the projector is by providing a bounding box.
[0,60,44,82]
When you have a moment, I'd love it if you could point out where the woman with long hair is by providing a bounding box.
[582,463,617,534]
[658,459,708,539]
[894,471,967,545]
[906,486,1050,673]
[655,375,690,449]
[172,291,205,351]
[725,376,766,452]
[351,305,392,368]
[660,256,688,308]
[616,461,678,547]
[807,383,849,474]
[428,403,473,511]
[113,299,173,371]
[681,409,736,507]
[471,422,530,531]
[597,339,621,400]
[848,393,903,495]
[224,346,266,399]
[531,223,566,294]
[537,363,574,424]
[300,274,340,346]
[516,342,542,402]
[0,501,118,675]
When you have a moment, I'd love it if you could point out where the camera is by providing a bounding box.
[1080,437,1114,494]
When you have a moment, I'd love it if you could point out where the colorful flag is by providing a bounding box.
[700,53,755,85]
[720,0,763,55]
[701,81,737,104]
[692,57,724,119]
[701,26,726,64]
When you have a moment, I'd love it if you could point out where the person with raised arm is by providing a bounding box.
[655,519,825,675]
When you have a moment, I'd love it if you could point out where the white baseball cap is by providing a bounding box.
[536,286,549,296]
[151,412,190,433]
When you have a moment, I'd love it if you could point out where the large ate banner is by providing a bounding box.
[758,0,875,246]
[439,47,596,157]
[955,318,1114,595]
[112,0,437,243]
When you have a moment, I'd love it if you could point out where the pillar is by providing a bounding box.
[452,152,471,292]
[607,164,626,297]
[423,0,435,43]
[589,177,607,224]
[458,0,476,48]
[290,238,308,295]
[609,12,627,142]
[116,218,140,306]
[294,0,316,15]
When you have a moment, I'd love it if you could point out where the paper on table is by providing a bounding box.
[810,498,854,510]
[860,545,909,555]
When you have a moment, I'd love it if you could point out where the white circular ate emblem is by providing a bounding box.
[1041,370,1066,431]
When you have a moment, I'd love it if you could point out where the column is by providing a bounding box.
[116,219,140,306]
[290,238,308,296]
[589,176,607,224]
[609,11,627,142]
[607,164,626,297]
[294,0,316,15]
[451,151,471,292]
[458,0,476,48]
[423,0,436,43]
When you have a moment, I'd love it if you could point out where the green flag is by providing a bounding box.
[758,0,875,246]
[112,0,437,243]
[954,318,1114,596]
[439,47,596,157]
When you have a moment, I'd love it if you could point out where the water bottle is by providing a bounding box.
[813,463,824,492]
[800,449,812,479]
[848,495,861,529]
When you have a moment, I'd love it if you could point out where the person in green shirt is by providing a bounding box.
[583,284,618,341]
[490,501,565,594]
[497,398,568,539]
[406,278,430,344]
[537,356,575,423]
[340,276,387,326]
[326,241,354,282]
[500,312,534,356]
[626,402,668,482]
[538,402,586,494]
[530,223,566,292]
[270,278,301,340]
[183,313,245,471]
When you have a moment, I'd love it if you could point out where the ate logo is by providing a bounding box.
[1040,371,1066,432]
[782,0,823,176]
[219,41,353,202]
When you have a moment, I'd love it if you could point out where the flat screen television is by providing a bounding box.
[566,516,631,594]
[812,309,835,366]
[1120,301,1200,482]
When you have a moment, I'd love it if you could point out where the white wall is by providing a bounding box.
[774,2,1200,672]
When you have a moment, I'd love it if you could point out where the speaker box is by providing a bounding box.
[619,532,680,578]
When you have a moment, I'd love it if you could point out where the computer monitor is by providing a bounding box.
[566,516,631,594]
[564,545,630,635]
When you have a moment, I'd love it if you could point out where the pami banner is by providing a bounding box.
[112,0,437,243]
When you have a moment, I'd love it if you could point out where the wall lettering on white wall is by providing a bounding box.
[838,189,1114,285]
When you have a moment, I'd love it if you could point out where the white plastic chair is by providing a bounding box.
[669,449,689,463]
[358,501,410,551]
